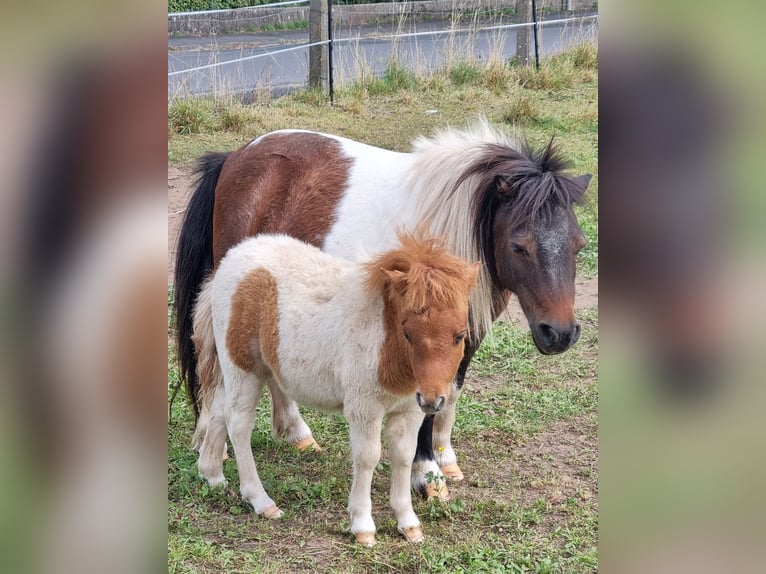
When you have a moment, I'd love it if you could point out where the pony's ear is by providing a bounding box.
[465,262,482,288]
[573,174,592,190]
[495,177,512,197]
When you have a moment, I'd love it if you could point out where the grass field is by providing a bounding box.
[168,43,598,573]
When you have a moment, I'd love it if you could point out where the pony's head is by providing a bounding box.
[470,138,591,354]
[366,234,480,414]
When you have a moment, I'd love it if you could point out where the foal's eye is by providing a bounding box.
[402,329,412,343]
[454,332,466,345]
[511,243,527,255]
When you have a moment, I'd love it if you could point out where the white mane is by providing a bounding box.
[405,119,519,338]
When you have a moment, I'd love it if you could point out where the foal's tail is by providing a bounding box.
[174,152,230,419]
[190,278,223,449]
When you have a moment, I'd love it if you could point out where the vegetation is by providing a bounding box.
[168,307,598,573]
[169,0,433,12]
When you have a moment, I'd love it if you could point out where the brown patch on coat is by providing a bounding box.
[212,132,353,265]
[226,268,282,379]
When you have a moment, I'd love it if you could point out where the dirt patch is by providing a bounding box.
[510,414,597,507]
[453,412,598,530]
[168,164,194,282]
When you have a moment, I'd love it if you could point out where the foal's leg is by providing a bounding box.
[432,345,478,481]
[347,414,383,546]
[226,373,282,518]
[432,383,463,480]
[268,380,321,452]
[385,410,425,543]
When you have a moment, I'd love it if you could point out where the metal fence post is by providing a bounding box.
[309,0,329,89]
[531,0,540,69]
[328,0,334,102]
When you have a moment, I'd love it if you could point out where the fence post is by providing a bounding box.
[516,0,531,66]
[309,0,329,89]
[531,0,540,69]
[328,0,334,102]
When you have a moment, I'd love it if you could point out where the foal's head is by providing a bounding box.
[367,235,480,414]
[469,139,591,354]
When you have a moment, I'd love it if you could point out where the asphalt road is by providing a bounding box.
[168,18,597,98]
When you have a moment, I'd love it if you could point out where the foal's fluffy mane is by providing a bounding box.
[404,118,586,339]
[364,233,475,311]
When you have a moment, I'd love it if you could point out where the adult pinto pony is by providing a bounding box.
[193,234,479,546]
[175,120,591,496]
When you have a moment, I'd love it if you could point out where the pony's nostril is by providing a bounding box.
[538,322,558,347]
[435,395,446,412]
[415,392,424,408]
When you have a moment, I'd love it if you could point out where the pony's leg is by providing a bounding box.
[431,346,477,481]
[385,410,425,543]
[268,379,321,452]
[411,416,449,501]
[197,383,228,487]
[347,415,383,546]
[226,373,282,518]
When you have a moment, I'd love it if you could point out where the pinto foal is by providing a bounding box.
[192,234,479,545]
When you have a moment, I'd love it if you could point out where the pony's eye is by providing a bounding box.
[454,332,466,345]
[511,243,527,255]
[402,329,412,343]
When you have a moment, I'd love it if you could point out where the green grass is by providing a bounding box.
[168,306,597,572]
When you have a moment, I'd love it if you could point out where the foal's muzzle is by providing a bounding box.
[416,392,446,414]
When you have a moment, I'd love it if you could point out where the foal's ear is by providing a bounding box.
[573,174,592,190]
[382,269,408,287]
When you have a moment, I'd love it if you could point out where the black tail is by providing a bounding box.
[173,152,230,419]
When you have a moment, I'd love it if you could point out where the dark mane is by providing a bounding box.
[465,138,588,285]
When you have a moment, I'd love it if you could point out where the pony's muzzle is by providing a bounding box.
[416,392,446,414]
[534,321,582,354]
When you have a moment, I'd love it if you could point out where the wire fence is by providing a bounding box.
[167,4,598,99]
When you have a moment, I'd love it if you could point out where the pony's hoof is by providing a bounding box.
[440,463,464,481]
[399,526,424,543]
[354,532,376,547]
[294,436,322,452]
[425,481,450,501]
[260,505,283,519]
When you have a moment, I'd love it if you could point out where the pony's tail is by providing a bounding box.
[174,152,230,420]
[190,277,223,450]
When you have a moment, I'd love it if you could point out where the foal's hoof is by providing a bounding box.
[354,532,376,547]
[399,526,424,543]
[260,505,283,519]
[294,436,322,452]
[425,481,450,501]
[440,463,464,481]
